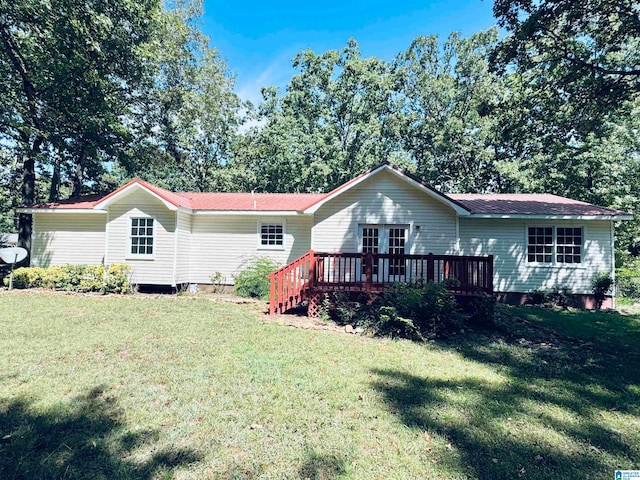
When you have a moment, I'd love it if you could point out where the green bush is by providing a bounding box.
[525,288,548,305]
[548,286,575,309]
[321,282,465,339]
[233,257,281,300]
[377,282,465,337]
[592,272,614,310]
[616,268,640,298]
[320,291,376,326]
[462,293,497,327]
[4,264,131,293]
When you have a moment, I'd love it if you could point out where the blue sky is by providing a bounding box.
[201,0,499,104]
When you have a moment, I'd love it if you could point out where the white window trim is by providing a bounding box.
[357,224,411,254]
[525,224,585,268]
[257,220,286,251]
[127,216,156,260]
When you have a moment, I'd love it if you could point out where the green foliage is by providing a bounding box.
[463,293,497,328]
[210,271,226,293]
[616,268,640,299]
[5,264,131,293]
[592,273,614,310]
[321,283,467,340]
[233,257,280,300]
[526,289,549,306]
[492,0,640,112]
[549,287,575,309]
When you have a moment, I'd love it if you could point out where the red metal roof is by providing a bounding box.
[183,192,327,211]
[449,193,628,216]
[28,177,630,217]
[32,194,104,209]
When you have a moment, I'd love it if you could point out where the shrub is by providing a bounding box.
[210,272,226,293]
[233,257,281,300]
[374,305,424,341]
[525,288,548,305]
[616,268,640,299]
[377,282,465,337]
[461,293,497,327]
[592,272,614,310]
[4,264,131,293]
[320,291,376,326]
[548,286,574,309]
[321,282,465,339]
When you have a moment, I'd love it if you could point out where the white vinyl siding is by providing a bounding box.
[189,215,312,284]
[31,213,106,267]
[175,211,191,285]
[105,189,176,285]
[459,218,612,295]
[312,168,458,254]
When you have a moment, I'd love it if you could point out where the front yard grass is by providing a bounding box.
[1,291,639,479]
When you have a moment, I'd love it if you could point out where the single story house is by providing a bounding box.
[17,163,631,308]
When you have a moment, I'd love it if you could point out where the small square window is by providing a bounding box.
[260,223,284,248]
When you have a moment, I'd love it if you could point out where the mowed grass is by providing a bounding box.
[0,292,639,479]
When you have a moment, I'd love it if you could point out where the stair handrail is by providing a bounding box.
[269,250,315,315]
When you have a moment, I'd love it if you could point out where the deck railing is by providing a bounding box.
[269,251,494,315]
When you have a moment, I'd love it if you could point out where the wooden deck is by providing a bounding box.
[269,251,494,315]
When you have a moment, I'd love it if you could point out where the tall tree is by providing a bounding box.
[492,0,640,112]
[125,0,243,192]
[232,40,400,193]
[0,0,159,256]
[392,29,503,192]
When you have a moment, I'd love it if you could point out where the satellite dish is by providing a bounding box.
[0,246,28,291]
[0,247,27,264]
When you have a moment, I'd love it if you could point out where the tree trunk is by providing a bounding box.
[72,144,87,197]
[18,137,42,265]
[49,158,61,202]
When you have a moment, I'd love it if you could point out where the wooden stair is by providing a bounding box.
[268,250,316,315]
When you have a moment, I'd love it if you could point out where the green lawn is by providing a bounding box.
[1,291,639,479]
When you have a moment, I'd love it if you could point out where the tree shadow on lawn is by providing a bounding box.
[371,316,640,479]
[0,386,201,480]
[298,450,349,480]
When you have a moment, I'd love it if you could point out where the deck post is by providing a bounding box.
[308,250,316,289]
[427,253,434,283]
[364,252,373,291]
[269,273,276,315]
[487,254,494,293]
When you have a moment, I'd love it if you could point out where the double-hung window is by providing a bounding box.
[527,226,582,264]
[130,218,154,257]
[259,222,284,249]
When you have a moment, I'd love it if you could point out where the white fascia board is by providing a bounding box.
[192,210,309,216]
[15,208,107,214]
[93,183,178,211]
[303,164,471,216]
[468,213,634,221]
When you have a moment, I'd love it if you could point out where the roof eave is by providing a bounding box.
[192,210,311,216]
[15,208,107,214]
[468,213,634,220]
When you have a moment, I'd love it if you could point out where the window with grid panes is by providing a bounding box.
[260,223,284,247]
[527,227,553,263]
[130,218,154,256]
[556,227,582,263]
[388,227,407,276]
[361,227,379,275]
